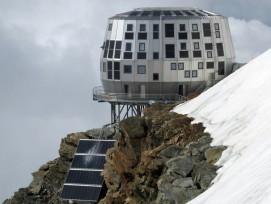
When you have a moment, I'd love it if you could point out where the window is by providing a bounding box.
[165,44,175,58]
[114,41,122,59]
[124,52,133,59]
[153,24,159,39]
[184,70,190,78]
[107,61,112,79]
[218,61,225,75]
[179,24,186,31]
[178,63,184,70]
[153,73,159,80]
[207,51,212,58]
[103,49,108,58]
[127,24,133,31]
[114,62,120,80]
[198,62,203,69]
[192,70,197,78]
[214,23,220,30]
[216,43,224,56]
[192,32,200,39]
[125,32,134,39]
[192,24,198,31]
[206,62,214,69]
[153,52,159,59]
[126,43,132,51]
[179,51,189,58]
[140,24,146,31]
[124,65,132,74]
[180,43,186,50]
[203,23,211,37]
[138,33,147,40]
[139,43,145,51]
[165,24,175,37]
[137,52,146,59]
[103,62,106,72]
[137,65,146,74]
[171,63,177,70]
[179,32,188,39]
[108,40,115,58]
[194,42,200,49]
[193,50,202,58]
[205,43,213,50]
[108,23,112,31]
[215,31,220,38]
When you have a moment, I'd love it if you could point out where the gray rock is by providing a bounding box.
[205,145,227,164]
[171,187,202,204]
[172,177,194,188]
[159,145,184,158]
[166,156,194,177]
[192,161,218,190]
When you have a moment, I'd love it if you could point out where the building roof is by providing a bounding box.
[109,7,226,20]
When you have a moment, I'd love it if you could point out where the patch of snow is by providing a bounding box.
[173,48,271,204]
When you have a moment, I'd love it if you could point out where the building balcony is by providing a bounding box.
[93,86,186,105]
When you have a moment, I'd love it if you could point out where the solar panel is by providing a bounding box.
[141,11,150,16]
[153,10,161,16]
[61,139,115,202]
[163,10,172,16]
[172,10,183,16]
[129,11,139,16]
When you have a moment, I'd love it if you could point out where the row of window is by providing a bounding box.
[109,22,220,33]
[103,61,225,80]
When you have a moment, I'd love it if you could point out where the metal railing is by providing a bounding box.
[93,86,187,104]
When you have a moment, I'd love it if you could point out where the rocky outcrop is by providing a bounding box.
[4,104,226,204]
[101,104,226,204]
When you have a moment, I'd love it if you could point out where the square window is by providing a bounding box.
[114,50,121,59]
[180,43,186,50]
[153,52,159,59]
[192,70,197,78]
[127,24,133,31]
[108,23,112,31]
[215,31,220,38]
[137,65,146,74]
[178,63,184,70]
[207,51,212,58]
[180,24,186,31]
[192,32,200,39]
[193,50,202,58]
[184,70,190,78]
[194,42,200,49]
[171,63,177,70]
[124,65,132,74]
[198,62,203,69]
[207,62,214,69]
[138,32,147,40]
[140,24,146,31]
[124,52,133,59]
[153,73,159,80]
[126,43,132,51]
[153,32,159,39]
[125,32,134,39]
[205,43,213,50]
[139,43,145,51]
[179,51,189,58]
[137,52,146,59]
[214,23,220,30]
[192,24,198,31]
[153,24,159,31]
[178,32,188,39]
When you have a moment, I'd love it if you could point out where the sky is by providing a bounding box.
[0,0,271,202]
[174,49,271,203]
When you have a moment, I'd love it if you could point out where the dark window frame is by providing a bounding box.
[165,44,175,58]
[153,52,159,59]
[178,63,184,70]
[153,73,159,80]
[137,65,146,74]
[124,65,132,74]
[192,70,197,78]
[184,70,190,78]
[127,24,133,31]
[165,24,175,38]
[171,63,177,70]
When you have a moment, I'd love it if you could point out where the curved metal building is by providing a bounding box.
[98,7,235,98]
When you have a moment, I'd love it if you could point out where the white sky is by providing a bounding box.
[0,0,271,202]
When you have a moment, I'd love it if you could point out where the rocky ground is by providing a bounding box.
[4,104,226,204]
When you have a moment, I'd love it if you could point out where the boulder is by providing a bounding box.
[172,177,194,188]
[159,145,184,158]
[166,156,194,177]
[205,145,227,164]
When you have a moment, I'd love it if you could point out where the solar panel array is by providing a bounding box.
[61,139,115,202]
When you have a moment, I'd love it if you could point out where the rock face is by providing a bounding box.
[4,104,226,204]
[101,104,226,204]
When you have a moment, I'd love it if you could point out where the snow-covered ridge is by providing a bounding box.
[173,49,271,204]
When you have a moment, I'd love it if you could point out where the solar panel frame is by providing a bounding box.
[65,170,104,185]
[61,185,102,201]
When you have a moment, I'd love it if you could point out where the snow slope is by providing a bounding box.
[173,49,271,204]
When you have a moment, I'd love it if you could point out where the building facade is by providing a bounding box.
[100,7,235,97]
